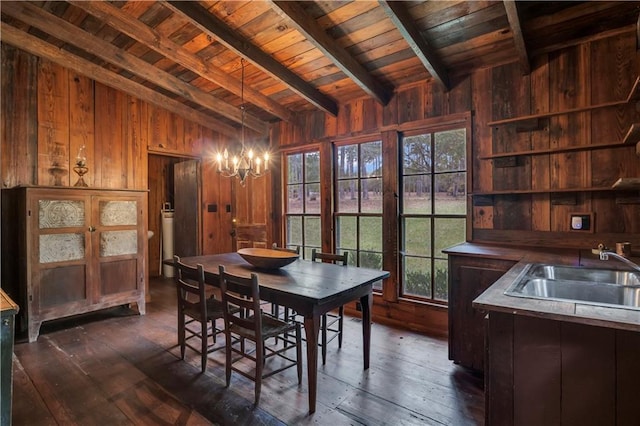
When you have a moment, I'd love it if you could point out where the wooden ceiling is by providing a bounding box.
[2,1,639,137]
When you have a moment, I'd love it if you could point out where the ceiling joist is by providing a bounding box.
[165,0,339,117]
[67,0,295,124]
[503,0,531,75]
[378,0,450,91]
[271,0,393,106]
[2,1,268,134]
[0,22,240,138]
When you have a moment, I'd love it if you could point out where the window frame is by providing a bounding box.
[333,137,384,291]
[281,146,322,259]
[398,119,471,305]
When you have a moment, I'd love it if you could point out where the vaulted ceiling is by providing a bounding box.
[2,1,638,137]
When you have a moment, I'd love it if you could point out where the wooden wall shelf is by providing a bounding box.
[612,177,640,190]
[487,76,640,127]
[479,139,634,160]
[480,121,640,159]
[471,186,628,196]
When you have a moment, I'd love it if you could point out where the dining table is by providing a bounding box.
[176,252,390,414]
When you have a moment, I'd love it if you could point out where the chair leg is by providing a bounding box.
[178,314,186,360]
[225,332,232,387]
[338,306,344,348]
[296,324,302,384]
[321,314,327,365]
[201,319,208,373]
[255,340,264,405]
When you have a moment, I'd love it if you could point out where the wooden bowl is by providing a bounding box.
[237,248,299,269]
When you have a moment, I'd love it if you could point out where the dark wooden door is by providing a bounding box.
[174,160,200,257]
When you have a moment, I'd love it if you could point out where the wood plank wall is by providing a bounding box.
[272,32,640,249]
[2,32,639,336]
[0,45,236,279]
[270,33,639,335]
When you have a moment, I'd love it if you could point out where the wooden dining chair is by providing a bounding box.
[173,255,230,373]
[218,265,302,405]
[311,249,349,365]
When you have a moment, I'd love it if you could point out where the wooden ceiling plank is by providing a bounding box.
[165,0,338,116]
[4,1,267,134]
[378,0,450,90]
[503,0,530,75]
[68,0,294,123]
[270,0,392,106]
[0,21,238,138]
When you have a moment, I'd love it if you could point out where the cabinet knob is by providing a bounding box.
[88,226,96,232]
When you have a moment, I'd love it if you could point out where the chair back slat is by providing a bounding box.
[174,255,207,315]
[218,265,263,338]
[311,249,348,266]
[272,243,300,254]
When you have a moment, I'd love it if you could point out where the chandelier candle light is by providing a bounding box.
[216,58,270,186]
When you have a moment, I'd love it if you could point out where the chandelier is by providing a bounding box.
[216,58,270,186]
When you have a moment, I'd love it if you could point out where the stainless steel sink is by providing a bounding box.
[528,264,640,285]
[505,264,640,310]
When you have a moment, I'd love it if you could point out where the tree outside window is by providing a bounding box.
[285,150,320,258]
[335,140,384,290]
[401,129,467,301]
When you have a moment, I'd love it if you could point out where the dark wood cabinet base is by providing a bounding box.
[486,311,640,425]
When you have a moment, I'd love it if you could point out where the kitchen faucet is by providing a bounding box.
[592,243,640,273]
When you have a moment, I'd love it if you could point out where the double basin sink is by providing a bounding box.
[504,263,640,310]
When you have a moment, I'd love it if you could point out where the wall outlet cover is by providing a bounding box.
[570,212,594,232]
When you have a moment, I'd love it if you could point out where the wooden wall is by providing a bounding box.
[2,32,639,336]
[1,44,235,272]
[271,32,640,335]
[272,32,639,248]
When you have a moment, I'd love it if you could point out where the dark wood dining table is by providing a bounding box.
[176,252,390,414]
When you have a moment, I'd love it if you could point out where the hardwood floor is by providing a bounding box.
[11,276,484,425]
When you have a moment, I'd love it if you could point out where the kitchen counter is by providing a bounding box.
[447,243,640,425]
[473,255,640,332]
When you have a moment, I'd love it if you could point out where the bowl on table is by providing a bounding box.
[237,247,299,269]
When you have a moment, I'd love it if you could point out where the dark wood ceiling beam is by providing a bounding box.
[378,0,450,91]
[2,1,267,134]
[165,1,339,117]
[67,0,295,123]
[10,3,249,128]
[503,0,530,75]
[270,0,392,106]
[0,22,239,138]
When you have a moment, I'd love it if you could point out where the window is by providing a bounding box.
[284,150,321,258]
[335,140,383,290]
[400,128,467,302]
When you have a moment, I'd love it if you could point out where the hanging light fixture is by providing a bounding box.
[216,58,270,186]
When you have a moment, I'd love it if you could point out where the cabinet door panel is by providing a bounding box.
[38,199,85,228]
[39,265,87,308]
[99,230,138,257]
[39,233,85,263]
[100,260,137,294]
[98,200,137,226]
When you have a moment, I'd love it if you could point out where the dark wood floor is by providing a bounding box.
[11,276,484,425]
